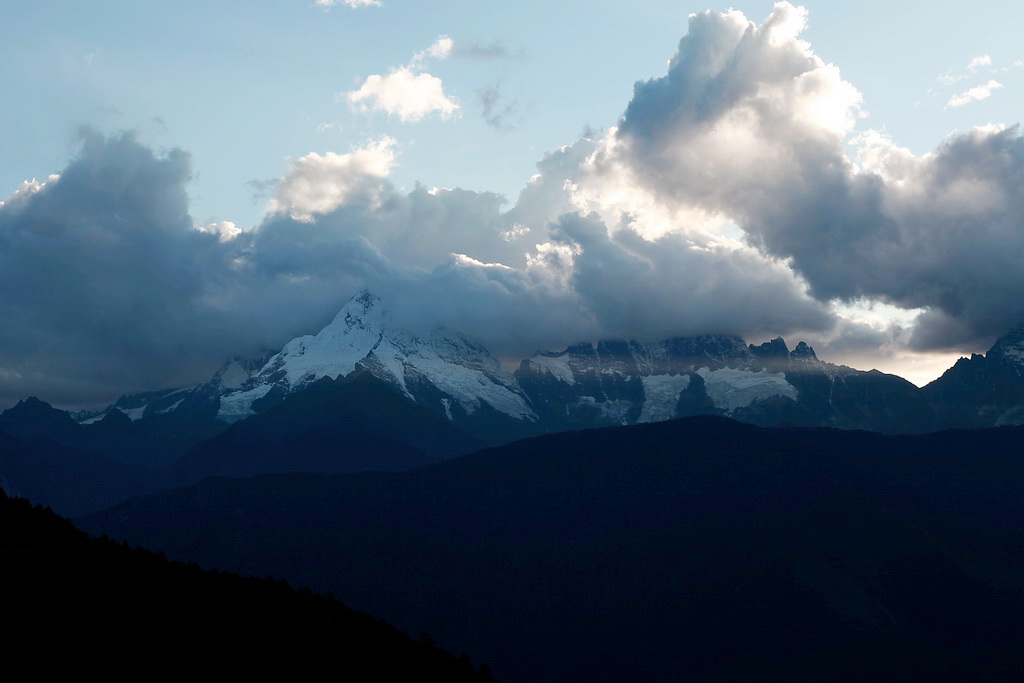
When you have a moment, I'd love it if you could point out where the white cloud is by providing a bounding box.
[346,36,460,123]
[315,0,381,8]
[196,221,242,242]
[947,79,1004,107]
[1,174,59,207]
[939,55,996,85]
[347,67,459,122]
[576,2,862,239]
[968,54,992,71]
[267,137,396,221]
[410,36,454,68]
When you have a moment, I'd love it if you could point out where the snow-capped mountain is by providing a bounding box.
[77,291,538,442]
[210,290,536,435]
[81,289,1008,442]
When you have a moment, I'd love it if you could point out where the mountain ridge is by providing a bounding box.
[59,290,1024,444]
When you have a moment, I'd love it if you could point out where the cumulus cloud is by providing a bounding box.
[848,125,1024,349]
[578,2,863,240]
[947,79,1004,107]
[0,131,239,406]
[571,2,1024,351]
[348,69,459,122]
[346,36,459,122]
[267,137,396,221]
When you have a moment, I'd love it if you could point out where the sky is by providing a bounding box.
[1,0,1022,408]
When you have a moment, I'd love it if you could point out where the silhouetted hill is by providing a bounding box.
[82,416,1024,682]
[170,371,483,485]
[2,490,495,679]
[0,427,157,516]
[0,395,227,470]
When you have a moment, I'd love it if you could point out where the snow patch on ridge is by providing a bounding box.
[639,374,691,423]
[217,360,255,391]
[697,367,797,412]
[121,406,147,422]
[999,340,1024,365]
[572,396,633,424]
[526,353,577,384]
[217,384,274,422]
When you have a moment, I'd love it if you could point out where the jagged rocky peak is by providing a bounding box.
[750,337,789,358]
[11,396,47,411]
[790,341,818,362]
[4,396,72,421]
[96,408,132,427]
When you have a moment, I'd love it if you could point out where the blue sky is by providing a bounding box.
[6,1,1020,228]
[1,1,1022,405]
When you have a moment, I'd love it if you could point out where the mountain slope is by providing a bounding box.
[2,490,494,680]
[82,417,1024,682]
[0,430,155,517]
[171,371,483,484]
[925,324,1024,427]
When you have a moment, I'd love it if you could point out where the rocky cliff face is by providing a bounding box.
[925,324,1024,428]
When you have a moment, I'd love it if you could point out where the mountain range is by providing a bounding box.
[6,290,1024,680]
[78,416,1024,682]
[74,288,1024,438]
[4,288,1024,513]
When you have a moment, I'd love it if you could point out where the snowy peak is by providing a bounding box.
[215,289,536,424]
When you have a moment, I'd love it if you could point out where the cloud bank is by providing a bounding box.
[3,2,1023,407]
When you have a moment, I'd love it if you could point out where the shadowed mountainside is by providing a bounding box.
[2,490,495,680]
[81,416,1024,682]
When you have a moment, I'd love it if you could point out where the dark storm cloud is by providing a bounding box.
[551,212,832,344]
[0,132,383,406]
[0,131,236,405]
[0,123,837,408]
